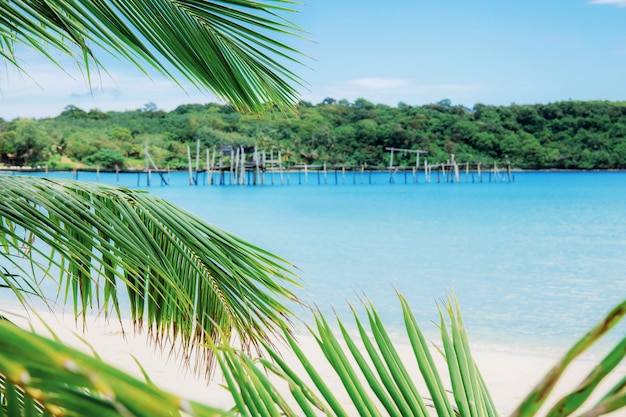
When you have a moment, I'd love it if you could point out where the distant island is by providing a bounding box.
[1,98,625,171]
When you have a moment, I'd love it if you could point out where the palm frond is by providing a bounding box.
[216,294,626,417]
[0,176,300,376]
[0,321,229,417]
[216,293,496,416]
[512,299,626,417]
[1,0,306,112]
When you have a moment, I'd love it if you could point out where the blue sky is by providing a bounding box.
[3,0,626,120]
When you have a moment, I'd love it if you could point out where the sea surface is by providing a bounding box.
[6,170,626,357]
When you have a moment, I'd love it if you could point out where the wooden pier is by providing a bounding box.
[139,142,515,187]
[3,144,513,187]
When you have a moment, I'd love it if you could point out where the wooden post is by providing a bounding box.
[262,150,266,185]
[415,152,420,183]
[506,156,512,182]
[233,147,238,185]
[254,147,260,185]
[187,146,193,185]
[478,162,482,183]
[451,154,460,183]
[241,147,246,185]
[278,150,284,185]
[206,148,210,185]
[388,148,394,184]
[237,147,242,185]
[270,150,274,185]
[195,139,200,185]
[323,162,327,184]
[210,147,216,185]
[218,152,224,185]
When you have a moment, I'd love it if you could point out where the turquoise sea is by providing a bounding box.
[8,170,626,357]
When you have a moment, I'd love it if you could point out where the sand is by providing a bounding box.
[4,309,625,416]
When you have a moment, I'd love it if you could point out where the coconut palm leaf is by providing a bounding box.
[512,299,626,417]
[216,293,497,417]
[0,320,231,417]
[215,294,626,417]
[0,175,300,376]
[0,0,306,112]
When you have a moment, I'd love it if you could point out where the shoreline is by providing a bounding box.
[4,309,624,416]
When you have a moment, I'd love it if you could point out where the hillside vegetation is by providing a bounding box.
[2,98,626,170]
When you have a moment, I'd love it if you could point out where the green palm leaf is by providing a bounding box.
[0,175,300,376]
[1,0,306,112]
[216,294,497,417]
[215,294,626,417]
[0,320,230,417]
[512,299,626,417]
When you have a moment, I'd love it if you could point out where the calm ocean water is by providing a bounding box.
[8,170,626,356]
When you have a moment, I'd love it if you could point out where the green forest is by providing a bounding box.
[2,98,626,171]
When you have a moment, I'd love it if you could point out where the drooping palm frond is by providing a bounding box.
[1,0,306,112]
[0,320,230,417]
[0,175,300,376]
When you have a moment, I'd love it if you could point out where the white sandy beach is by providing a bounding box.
[5,309,625,416]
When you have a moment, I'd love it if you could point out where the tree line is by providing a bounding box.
[2,98,626,171]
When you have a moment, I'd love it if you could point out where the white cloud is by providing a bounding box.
[413,84,485,93]
[589,0,626,7]
[344,78,485,95]
[347,77,413,90]
[0,62,219,120]
[299,78,489,108]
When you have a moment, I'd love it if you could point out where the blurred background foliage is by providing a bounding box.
[3,98,626,171]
